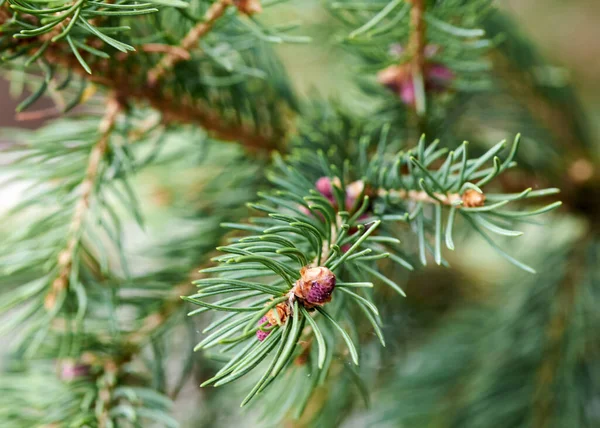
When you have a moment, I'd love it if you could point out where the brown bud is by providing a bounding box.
[292,266,336,309]
[265,302,290,326]
[233,0,262,15]
[462,189,486,208]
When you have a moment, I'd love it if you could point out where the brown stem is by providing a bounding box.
[378,187,485,208]
[381,188,461,206]
[408,0,427,120]
[97,360,119,428]
[44,96,121,310]
[140,43,191,59]
[15,106,61,121]
[147,0,232,86]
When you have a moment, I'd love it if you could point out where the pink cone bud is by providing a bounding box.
[60,361,91,381]
[400,82,416,105]
[265,303,290,326]
[256,303,290,341]
[256,316,271,341]
[377,65,409,95]
[293,266,336,308]
[379,43,453,106]
[427,64,454,83]
[316,176,341,201]
[345,180,365,210]
[315,176,333,198]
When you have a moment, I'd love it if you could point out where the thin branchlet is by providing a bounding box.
[408,0,427,117]
[147,0,232,86]
[44,96,121,310]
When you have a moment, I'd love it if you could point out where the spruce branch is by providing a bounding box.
[184,129,560,408]
[0,1,295,152]
[329,0,492,135]
[44,95,121,310]
[40,47,287,151]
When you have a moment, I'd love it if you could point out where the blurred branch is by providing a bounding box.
[147,0,232,86]
[408,0,427,119]
[532,241,586,428]
[0,5,286,152]
[493,51,589,158]
[44,95,121,310]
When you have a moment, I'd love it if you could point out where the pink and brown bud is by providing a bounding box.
[461,189,486,208]
[378,43,454,106]
[377,64,411,98]
[345,180,365,210]
[256,303,290,341]
[292,266,336,308]
[265,302,290,326]
[256,316,272,341]
[315,176,342,203]
[59,360,91,381]
[233,0,262,15]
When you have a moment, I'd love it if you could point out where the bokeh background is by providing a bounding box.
[2,0,600,138]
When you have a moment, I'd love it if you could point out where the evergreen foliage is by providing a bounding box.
[0,0,594,426]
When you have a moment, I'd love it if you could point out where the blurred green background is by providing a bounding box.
[2,0,599,140]
[0,2,598,426]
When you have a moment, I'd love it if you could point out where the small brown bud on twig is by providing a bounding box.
[256,302,290,341]
[265,302,290,326]
[461,189,486,207]
[233,0,262,15]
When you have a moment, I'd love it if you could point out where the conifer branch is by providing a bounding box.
[126,283,194,348]
[493,51,588,158]
[0,4,288,152]
[40,46,285,151]
[532,242,584,428]
[44,96,121,310]
[147,0,232,86]
[97,359,119,428]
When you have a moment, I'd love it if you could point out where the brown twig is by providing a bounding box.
[15,106,61,122]
[140,43,191,59]
[44,96,121,310]
[408,0,427,119]
[147,0,232,86]
[381,188,460,206]
[378,187,484,208]
[97,359,119,428]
